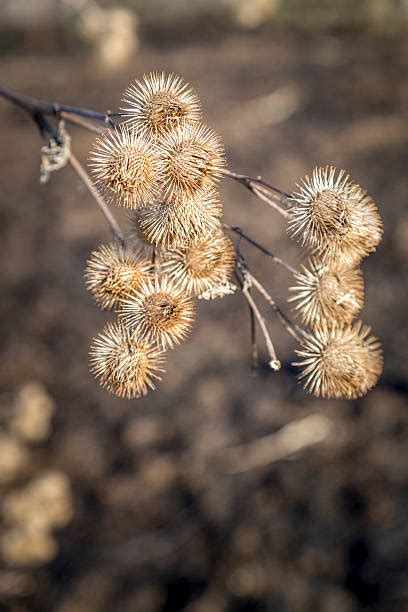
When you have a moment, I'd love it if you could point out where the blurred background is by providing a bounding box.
[0,1,407,610]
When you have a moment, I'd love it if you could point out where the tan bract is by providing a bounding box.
[121,72,202,138]
[158,123,225,200]
[85,242,152,310]
[289,258,365,327]
[198,280,237,301]
[293,321,383,399]
[119,276,196,349]
[135,188,222,250]
[162,229,236,296]
[288,166,383,265]
[90,322,165,399]
[89,125,161,209]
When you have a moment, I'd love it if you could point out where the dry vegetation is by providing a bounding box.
[6,71,381,402]
[0,18,407,612]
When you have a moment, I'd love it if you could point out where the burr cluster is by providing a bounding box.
[84,73,383,401]
[86,72,235,398]
[288,166,383,399]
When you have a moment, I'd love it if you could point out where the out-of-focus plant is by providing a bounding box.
[0,383,73,567]
[0,73,383,400]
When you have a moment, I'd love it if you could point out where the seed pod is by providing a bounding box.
[85,242,152,311]
[158,123,225,200]
[293,321,383,399]
[121,72,202,138]
[89,125,161,209]
[288,258,365,327]
[135,187,222,250]
[162,228,236,296]
[120,276,196,349]
[90,322,165,399]
[288,166,383,266]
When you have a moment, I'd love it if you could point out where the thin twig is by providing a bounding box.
[250,184,291,218]
[223,167,291,200]
[222,167,292,218]
[241,284,281,371]
[0,82,115,125]
[248,273,305,342]
[60,111,107,135]
[234,267,259,373]
[223,223,299,275]
[235,265,281,371]
[68,152,125,247]
[248,293,258,373]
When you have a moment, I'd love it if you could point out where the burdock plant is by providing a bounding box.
[0,73,383,399]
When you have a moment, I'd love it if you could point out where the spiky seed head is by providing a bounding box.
[288,258,365,328]
[127,209,159,262]
[120,72,202,138]
[288,166,383,266]
[162,228,236,296]
[135,188,223,250]
[293,321,383,399]
[158,124,225,200]
[89,322,165,399]
[85,242,152,311]
[119,276,196,349]
[88,125,161,209]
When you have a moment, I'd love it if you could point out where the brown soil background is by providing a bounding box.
[0,14,408,612]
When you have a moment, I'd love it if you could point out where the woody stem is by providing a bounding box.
[68,153,125,247]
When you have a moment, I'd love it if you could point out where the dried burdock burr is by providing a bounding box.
[162,228,236,296]
[158,123,225,200]
[85,242,152,311]
[119,276,196,350]
[293,321,383,399]
[89,125,161,209]
[288,258,365,328]
[90,321,165,399]
[288,166,383,266]
[135,187,223,250]
[121,72,202,138]
[127,208,159,262]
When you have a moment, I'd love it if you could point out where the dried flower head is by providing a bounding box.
[90,321,165,399]
[288,258,365,327]
[89,125,161,209]
[120,276,195,349]
[162,229,236,296]
[158,123,225,199]
[293,321,383,399]
[85,242,152,310]
[127,209,159,261]
[288,166,383,265]
[135,188,223,250]
[121,72,202,137]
